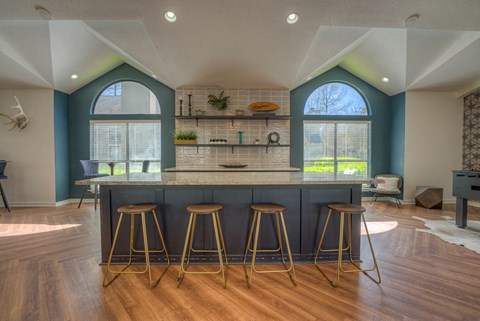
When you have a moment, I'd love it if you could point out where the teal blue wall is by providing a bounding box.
[54,90,70,202]
[390,92,405,178]
[290,67,392,176]
[69,64,175,198]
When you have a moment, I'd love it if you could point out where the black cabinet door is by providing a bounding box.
[108,188,161,257]
[212,189,253,257]
[163,189,205,256]
[303,187,360,260]
[252,188,301,254]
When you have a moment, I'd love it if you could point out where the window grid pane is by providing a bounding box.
[91,121,161,174]
[304,121,370,178]
[304,83,367,116]
[94,81,160,115]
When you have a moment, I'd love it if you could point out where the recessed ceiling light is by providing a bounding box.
[404,14,419,27]
[152,74,158,79]
[307,76,312,81]
[70,74,78,80]
[164,11,177,23]
[35,5,52,20]
[382,77,389,83]
[287,13,299,24]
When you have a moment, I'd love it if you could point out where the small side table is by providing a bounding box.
[415,186,443,209]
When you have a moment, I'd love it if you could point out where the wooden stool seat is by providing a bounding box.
[250,203,286,213]
[327,203,365,213]
[314,202,381,287]
[186,204,223,214]
[244,203,296,287]
[103,203,169,288]
[117,203,157,214]
[178,204,227,288]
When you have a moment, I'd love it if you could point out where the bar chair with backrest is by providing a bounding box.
[78,160,109,210]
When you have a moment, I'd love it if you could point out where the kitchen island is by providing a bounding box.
[77,172,369,264]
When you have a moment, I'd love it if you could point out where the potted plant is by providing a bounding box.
[174,131,197,144]
[208,90,230,111]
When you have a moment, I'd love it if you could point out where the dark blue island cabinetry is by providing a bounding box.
[79,172,367,264]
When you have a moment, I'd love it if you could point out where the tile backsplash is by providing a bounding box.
[175,88,291,169]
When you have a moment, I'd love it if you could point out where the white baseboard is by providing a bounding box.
[363,196,457,206]
[2,198,94,208]
[468,200,480,207]
[5,201,59,207]
[362,196,400,204]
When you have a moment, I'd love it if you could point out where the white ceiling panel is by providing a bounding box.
[49,20,123,93]
[0,0,479,95]
[408,38,480,92]
[0,21,53,88]
[83,20,173,86]
[0,51,51,89]
[293,27,371,87]
[340,29,407,96]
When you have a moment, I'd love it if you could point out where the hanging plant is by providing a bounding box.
[208,91,230,111]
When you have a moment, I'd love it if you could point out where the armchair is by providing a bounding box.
[370,174,403,208]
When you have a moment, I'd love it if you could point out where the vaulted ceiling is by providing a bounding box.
[1,0,480,96]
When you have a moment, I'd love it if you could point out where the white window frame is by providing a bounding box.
[90,120,161,173]
[304,120,371,178]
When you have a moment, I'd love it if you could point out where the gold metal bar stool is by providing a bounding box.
[103,204,170,288]
[314,203,381,287]
[177,204,228,288]
[243,203,297,287]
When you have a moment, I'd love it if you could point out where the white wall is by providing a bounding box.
[0,89,56,206]
[404,91,463,203]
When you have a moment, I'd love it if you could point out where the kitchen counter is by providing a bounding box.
[77,172,368,264]
[76,171,370,186]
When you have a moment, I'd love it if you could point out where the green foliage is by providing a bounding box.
[174,131,197,140]
[208,91,230,111]
[304,157,367,176]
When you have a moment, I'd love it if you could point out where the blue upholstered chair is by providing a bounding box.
[78,160,109,210]
[0,160,11,212]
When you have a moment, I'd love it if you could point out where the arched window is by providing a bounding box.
[303,83,370,178]
[94,81,160,114]
[90,81,161,174]
[304,82,368,115]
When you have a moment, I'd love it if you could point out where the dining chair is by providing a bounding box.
[142,160,151,173]
[0,160,11,212]
[78,160,109,210]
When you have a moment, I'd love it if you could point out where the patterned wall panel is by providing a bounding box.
[175,88,291,169]
[463,89,480,169]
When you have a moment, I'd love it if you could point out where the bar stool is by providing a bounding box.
[177,204,228,288]
[103,204,170,287]
[314,203,381,287]
[243,203,297,287]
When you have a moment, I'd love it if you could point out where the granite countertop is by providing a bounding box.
[76,171,371,186]
[164,167,301,172]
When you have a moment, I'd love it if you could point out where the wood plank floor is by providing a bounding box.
[1,202,480,321]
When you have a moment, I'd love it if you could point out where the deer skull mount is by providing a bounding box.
[0,95,29,130]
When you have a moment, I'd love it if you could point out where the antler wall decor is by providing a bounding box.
[0,95,29,130]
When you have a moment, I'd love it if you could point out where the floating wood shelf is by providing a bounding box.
[174,115,291,126]
[174,143,290,154]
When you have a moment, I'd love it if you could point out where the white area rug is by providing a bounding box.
[413,216,480,255]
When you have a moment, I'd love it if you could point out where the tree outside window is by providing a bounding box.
[304,83,367,115]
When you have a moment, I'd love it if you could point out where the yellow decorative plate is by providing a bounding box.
[248,102,280,112]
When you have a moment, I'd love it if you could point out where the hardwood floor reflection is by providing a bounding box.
[0,202,479,321]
